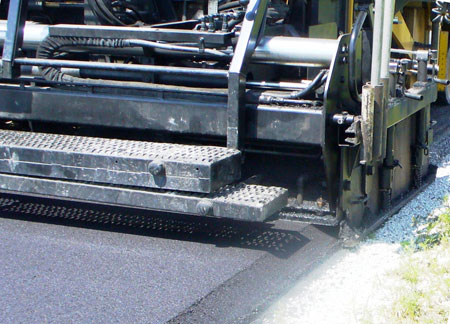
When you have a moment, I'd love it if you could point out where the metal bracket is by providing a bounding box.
[227,0,268,149]
[1,0,28,79]
[208,0,219,15]
[385,159,403,169]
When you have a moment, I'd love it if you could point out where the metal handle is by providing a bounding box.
[404,92,424,100]
[246,0,261,20]
[433,77,450,85]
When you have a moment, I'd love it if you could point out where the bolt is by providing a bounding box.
[148,160,165,176]
[197,200,213,215]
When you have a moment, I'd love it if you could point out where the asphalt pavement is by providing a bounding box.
[0,195,338,324]
[0,105,448,324]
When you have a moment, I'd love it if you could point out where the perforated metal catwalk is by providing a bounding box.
[0,130,241,193]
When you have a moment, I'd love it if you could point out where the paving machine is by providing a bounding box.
[0,0,446,237]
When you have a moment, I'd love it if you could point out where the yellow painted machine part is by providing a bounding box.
[392,12,414,50]
[402,7,426,43]
[438,31,449,92]
[347,0,354,33]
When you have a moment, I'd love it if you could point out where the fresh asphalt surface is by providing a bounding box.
[0,105,448,324]
[0,196,338,324]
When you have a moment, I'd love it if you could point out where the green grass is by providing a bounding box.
[385,244,450,324]
[363,198,450,324]
[394,291,422,320]
[414,202,450,250]
[399,262,419,285]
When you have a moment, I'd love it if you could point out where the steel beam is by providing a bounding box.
[0,86,324,145]
[0,173,289,222]
[1,0,28,79]
[387,83,437,127]
[0,129,242,193]
[227,0,268,149]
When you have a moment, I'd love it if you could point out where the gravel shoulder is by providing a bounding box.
[254,107,450,324]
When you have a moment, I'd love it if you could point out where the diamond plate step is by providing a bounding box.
[0,130,241,193]
[0,174,289,221]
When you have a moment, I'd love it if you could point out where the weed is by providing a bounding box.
[400,263,419,285]
[364,197,450,324]
[394,291,422,320]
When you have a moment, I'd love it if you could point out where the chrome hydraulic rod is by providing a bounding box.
[380,0,396,81]
[371,0,385,85]
[0,21,339,67]
[14,57,230,77]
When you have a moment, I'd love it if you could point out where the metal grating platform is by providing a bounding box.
[0,130,241,193]
[0,174,289,221]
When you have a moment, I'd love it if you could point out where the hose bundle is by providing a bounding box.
[36,36,229,82]
[37,36,130,82]
[258,70,329,104]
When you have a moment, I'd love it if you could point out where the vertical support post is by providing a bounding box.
[208,0,219,15]
[2,0,28,79]
[416,50,429,82]
[380,126,395,211]
[370,0,385,86]
[227,72,246,149]
[380,0,395,81]
[431,20,441,51]
[347,0,354,33]
[227,0,268,149]
[413,105,431,188]
[437,31,448,92]
[361,84,375,164]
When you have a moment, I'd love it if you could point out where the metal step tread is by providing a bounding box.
[0,173,289,222]
[278,209,339,226]
[0,130,241,193]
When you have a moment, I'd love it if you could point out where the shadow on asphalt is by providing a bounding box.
[0,193,309,259]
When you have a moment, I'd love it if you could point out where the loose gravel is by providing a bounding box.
[254,115,450,324]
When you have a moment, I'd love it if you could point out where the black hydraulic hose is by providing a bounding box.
[37,37,130,82]
[257,70,328,104]
[87,0,126,25]
[256,97,322,106]
[258,69,328,104]
[219,1,242,11]
[284,70,328,99]
[348,10,368,103]
[227,16,245,30]
[126,39,230,57]
[36,36,229,82]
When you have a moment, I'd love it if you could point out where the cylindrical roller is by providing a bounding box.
[371,0,385,86]
[0,21,49,50]
[253,36,339,67]
[0,21,338,67]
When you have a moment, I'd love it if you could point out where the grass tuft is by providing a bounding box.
[363,197,450,324]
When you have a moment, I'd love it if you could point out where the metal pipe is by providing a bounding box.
[246,81,308,90]
[433,77,450,85]
[417,59,428,82]
[14,58,230,78]
[431,20,440,51]
[0,20,339,67]
[126,39,229,57]
[349,10,368,102]
[252,37,338,66]
[391,48,415,55]
[371,0,385,85]
[0,21,49,50]
[404,92,423,100]
[361,84,375,164]
[380,0,396,81]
